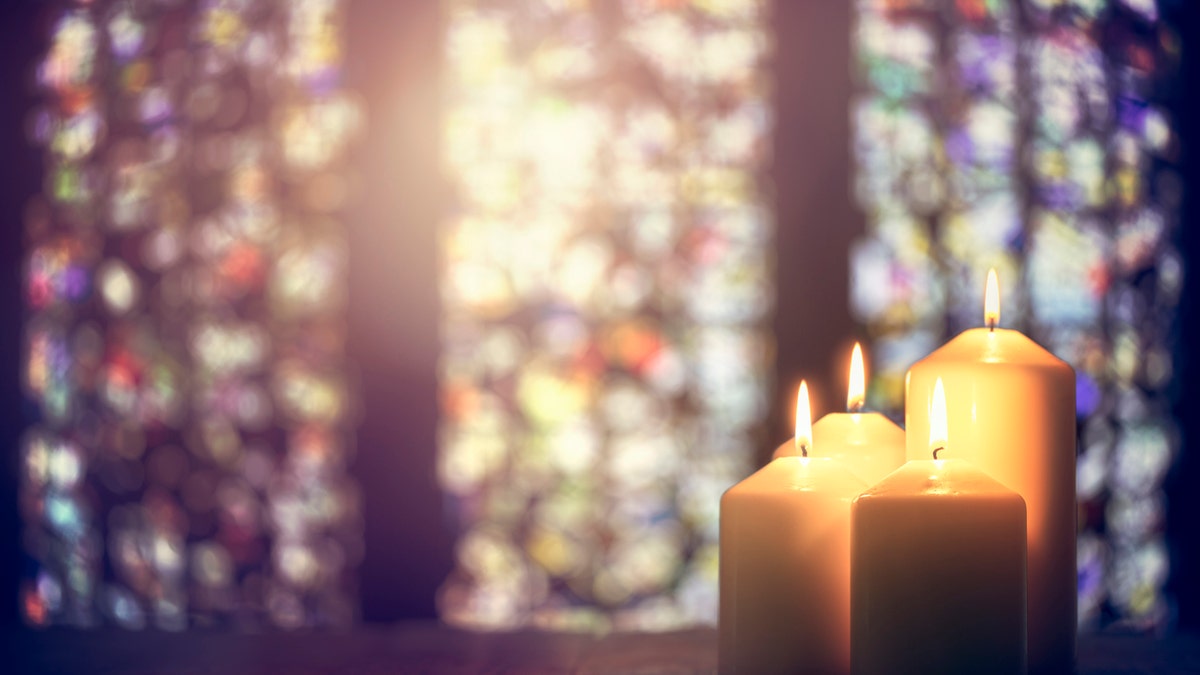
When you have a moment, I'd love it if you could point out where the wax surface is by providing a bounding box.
[851,459,1027,675]
[906,327,1075,675]
[719,457,866,675]
[774,413,905,486]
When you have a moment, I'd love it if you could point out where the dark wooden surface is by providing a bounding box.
[5,624,1200,674]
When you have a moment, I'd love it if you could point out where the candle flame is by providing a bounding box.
[847,342,866,412]
[930,377,948,458]
[984,268,1000,329]
[795,380,812,457]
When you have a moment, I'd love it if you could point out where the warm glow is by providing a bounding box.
[795,380,813,457]
[929,377,948,457]
[847,342,866,412]
[984,267,1000,329]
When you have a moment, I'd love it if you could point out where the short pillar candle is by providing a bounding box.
[852,379,1027,674]
[720,382,865,675]
[773,343,905,487]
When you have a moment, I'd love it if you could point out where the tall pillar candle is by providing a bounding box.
[773,343,905,486]
[852,378,1027,674]
[720,382,865,675]
[905,270,1075,674]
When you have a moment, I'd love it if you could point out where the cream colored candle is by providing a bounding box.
[905,270,1075,675]
[720,382,865,675]
[852,379,1027,675]
[773,344,904,486]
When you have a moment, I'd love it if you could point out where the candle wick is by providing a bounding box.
[800,444,809,458]
[932,446,944,460]
[848,401,864,413]
[988,320,996,333]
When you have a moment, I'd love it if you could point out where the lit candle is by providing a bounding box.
[905,269,1075,675]
[720,382,865,675]
[773,343,905,486]
[852,378,1027,674]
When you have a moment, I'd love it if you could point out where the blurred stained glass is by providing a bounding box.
[21,0,361,628]
[438,0,773,630]
[851,0,1181,629]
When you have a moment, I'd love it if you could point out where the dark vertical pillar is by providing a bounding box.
[1167,0,1200,633]
[0,0,44,628]
[769,0,861,455]
[346,0,453,621]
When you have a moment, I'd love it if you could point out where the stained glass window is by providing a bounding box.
[438,0,774,630]
[851,0,1182,629]
[21,0,362,628]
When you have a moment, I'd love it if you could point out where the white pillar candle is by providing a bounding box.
[773,344,905,486]
[720,382,865,675]
[905,270,1075,675]
[852,378,1027,674]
